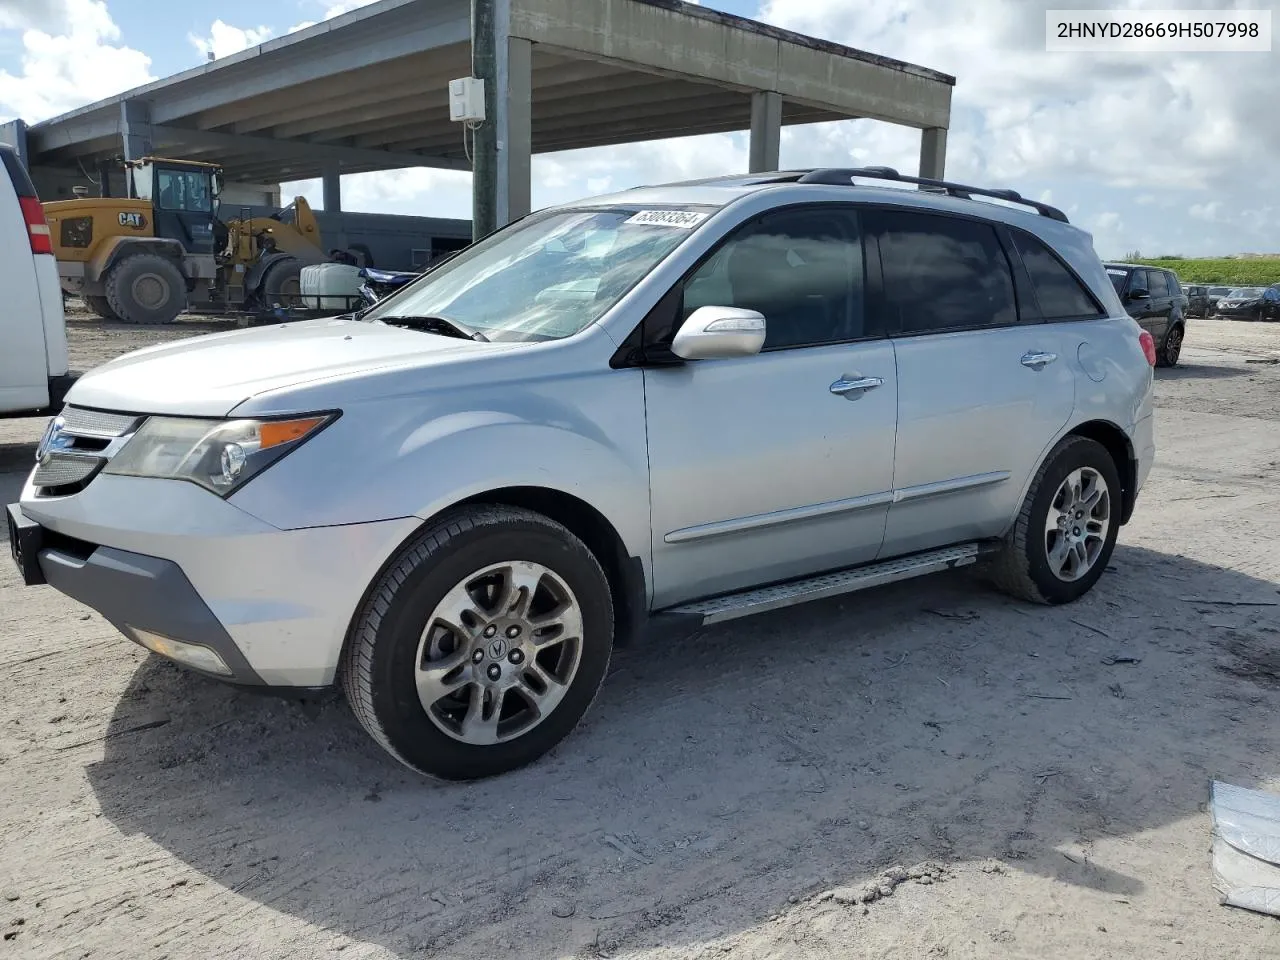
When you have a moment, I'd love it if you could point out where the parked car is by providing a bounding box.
[1186,284,1212,318]
[0,143,72,417]
[8,167,1157,780]
[1205,285,1233,315]
[1103,262,1187,366]
[1214,286,1279,321]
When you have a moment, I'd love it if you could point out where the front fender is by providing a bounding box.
[228,369,652,585]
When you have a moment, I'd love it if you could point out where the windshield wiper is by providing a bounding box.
[376,315,489,342]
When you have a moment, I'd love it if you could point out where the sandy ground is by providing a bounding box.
[2,315,1280,959]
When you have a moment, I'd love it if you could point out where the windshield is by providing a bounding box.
[1228,288,1259,298]
[362,206,712,342]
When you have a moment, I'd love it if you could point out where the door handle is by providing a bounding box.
[1020,351,1058,370]
[830,375,884,398]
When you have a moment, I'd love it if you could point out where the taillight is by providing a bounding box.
[18,196,52,255]
[1138,330,1157,366]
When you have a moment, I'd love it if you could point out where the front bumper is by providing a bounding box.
[11,476,420,687]
[1215,306,1258,318]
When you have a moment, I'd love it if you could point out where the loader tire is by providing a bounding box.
[105,253,186,325]
[83,295,120,321]
[260,257,303,310]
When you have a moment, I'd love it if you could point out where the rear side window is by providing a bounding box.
[1147,270,1170,298]
[1011,231,1104,320]
[869,210,1016,335]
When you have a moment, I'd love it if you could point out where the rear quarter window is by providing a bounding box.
[0,145,37,198]
[1012,230,1105,320]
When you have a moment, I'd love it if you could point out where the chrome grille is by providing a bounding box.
[59,407,140,439]
[32,405,141,494]
[32,454,103,488]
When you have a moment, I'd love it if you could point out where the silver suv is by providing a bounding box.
[8,167,1156,780]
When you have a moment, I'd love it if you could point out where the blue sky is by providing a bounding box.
[1,0,1276,259]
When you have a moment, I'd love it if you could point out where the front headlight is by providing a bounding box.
[104,413,336,496]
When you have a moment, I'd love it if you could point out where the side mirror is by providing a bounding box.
[671,306,766,360]
[1127,288,1150,300]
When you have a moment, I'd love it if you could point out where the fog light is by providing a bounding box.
[130,627,233,676]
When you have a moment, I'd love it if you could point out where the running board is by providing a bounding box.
[662,543,985,626]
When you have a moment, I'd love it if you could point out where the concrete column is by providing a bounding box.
[120,100,153,162]
[502,36,532,225]
[918,126,947,181]
[322,161,342,213]
[749,91,782,173]
[0,119,28,168]
[470,0,500,240]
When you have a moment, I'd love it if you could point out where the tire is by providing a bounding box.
[83,294,120,321]
[989,436,1122,605]
[104,252,186,324]
[1156,322,1183,368]
[342,505,614,781]
[258,257,303,309]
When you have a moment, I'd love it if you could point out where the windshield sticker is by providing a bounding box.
[624,210,709,229]
[1106,268,1128,276]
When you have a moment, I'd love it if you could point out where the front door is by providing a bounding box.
[643,206,898,608]
[153,165,216,256]
[864,210,1080,557]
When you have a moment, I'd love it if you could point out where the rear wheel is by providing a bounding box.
[1157,323,1183,367]
[990,436,1121,605]
[104,253,186,325]
[83,295,119,321]
[342,505,614,780]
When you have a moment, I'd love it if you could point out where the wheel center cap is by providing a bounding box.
[488,638,508,660]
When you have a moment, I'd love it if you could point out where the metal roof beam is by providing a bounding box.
[150,125,467,172]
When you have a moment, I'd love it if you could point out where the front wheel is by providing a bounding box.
[342,505,614,780]
[1157,323,1183,367]
[989,436,1121,605]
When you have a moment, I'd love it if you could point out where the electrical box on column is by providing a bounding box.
[449,78,486,123]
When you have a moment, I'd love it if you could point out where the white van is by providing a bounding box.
[0,143,71,416]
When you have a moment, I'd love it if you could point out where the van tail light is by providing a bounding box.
[1138,330,1157,366]
[19,196,52,255]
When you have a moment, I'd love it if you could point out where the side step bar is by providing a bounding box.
[662,543,986,627]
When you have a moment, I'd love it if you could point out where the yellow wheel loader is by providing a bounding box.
[43,158,326,325]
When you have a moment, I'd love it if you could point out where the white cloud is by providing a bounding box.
[1190,201,1222,222]
[189,19,273,62]
[0,0,152,123]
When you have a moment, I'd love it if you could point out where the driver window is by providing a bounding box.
[680,208,865,350]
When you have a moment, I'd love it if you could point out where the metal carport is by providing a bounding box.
[11,0,954,236]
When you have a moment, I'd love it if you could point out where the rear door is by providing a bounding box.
[1144,268,1172,342]
[0,146,51,414]
[868,209,1078,557]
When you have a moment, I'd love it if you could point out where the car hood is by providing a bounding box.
[64,317,498,417]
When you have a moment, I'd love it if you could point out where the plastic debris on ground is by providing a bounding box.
[1210,780,1280,917]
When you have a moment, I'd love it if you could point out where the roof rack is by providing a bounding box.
[795,166,1070,223]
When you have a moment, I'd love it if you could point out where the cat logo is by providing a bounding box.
[118,212,147,230]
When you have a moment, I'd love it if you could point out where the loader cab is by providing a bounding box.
[126,158,220,256]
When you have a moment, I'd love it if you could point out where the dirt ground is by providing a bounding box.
[2,313,1280,960]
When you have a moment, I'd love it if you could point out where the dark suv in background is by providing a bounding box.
[1104,263,1187,366]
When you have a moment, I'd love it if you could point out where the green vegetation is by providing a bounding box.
[1129,257,1280,286]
